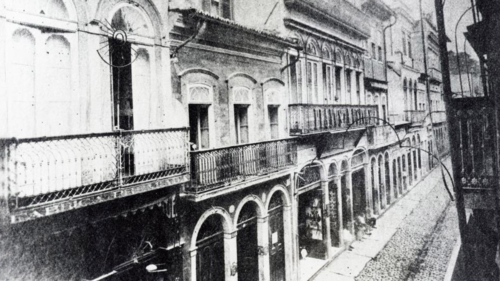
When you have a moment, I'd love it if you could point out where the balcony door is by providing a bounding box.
[189,105,210,150]
[110,38,134,130]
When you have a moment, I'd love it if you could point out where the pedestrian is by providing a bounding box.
[342,224,354,251]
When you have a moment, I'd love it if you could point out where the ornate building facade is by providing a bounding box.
[0,0,448,280]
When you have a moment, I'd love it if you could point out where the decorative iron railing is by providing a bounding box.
[451,98,494,189]
[189,139,297,193]
[289,104,378,135]
[404,110,427,124]
[0,128,189,210]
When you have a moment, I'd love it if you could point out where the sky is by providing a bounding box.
[405,0,476,58]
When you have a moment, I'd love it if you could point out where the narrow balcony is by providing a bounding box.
[364,58,386,81]
[187,139,297,197]
[405,110,427,125]
[289,104,379,135]
[431,111,447,123]
[1,128,189,223]
[429,67,442,84]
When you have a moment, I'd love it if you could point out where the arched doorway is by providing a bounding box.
[402,154,407,191]
[378,155,385,209]
[340,160,351,230]
[417,135,422,174]
[297,164,325,259]
[408,151,413,186]
[412,137,417,181]
[196,215,225,281]
[351,150,367,221]
[268,192,285,281]
[370,157,378,215]
[398,157,403,194]
[328,163,340,247]
[384,152,390,204]
[237,202,259,281]
[392,159,398,199]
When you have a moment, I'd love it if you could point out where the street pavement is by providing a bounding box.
[313,159,460,281]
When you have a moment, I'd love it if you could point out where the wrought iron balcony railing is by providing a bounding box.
[188,139,297,194]
[289,104,379,135]
[1,128,189,213]
[404,110,427,124]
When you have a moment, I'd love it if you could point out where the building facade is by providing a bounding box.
[0,0,448,280]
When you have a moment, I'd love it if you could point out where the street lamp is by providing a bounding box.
[146,264,168,273]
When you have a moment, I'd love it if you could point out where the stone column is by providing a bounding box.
[373,162,380,215]
[257,216,270,281]
[189,249,197,281]
[224,231,238,281]
[363,163,373,217]
[335,176,344,247]
[321,180,333,258]
[345,170,354,234]
[283,205,294,281]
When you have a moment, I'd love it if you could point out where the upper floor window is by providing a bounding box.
[378,46,383,61]
[408,35,412,58]
[202,0,231,19]
[402,31,407,56]
[372,43,376,59]
[268,106,279,140]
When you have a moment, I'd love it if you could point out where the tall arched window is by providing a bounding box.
[43,35,72,135]
[403,78,408,111]
[132,49,152,130]
[9,29,36,137]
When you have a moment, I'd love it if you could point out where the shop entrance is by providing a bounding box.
[298,188,326,259]
[268,194,285,281]
[341,174,351,231]
[196,215,225,281]
[351,169,366,218]
[237,203,259,281]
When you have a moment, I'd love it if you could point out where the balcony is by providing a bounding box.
[187,139,297,196]
[388,113,409,125]
[364,58,386,81]
[431,111,447,123]
[429,67,442,84]
[1,128,189,223]
[405,110,427,125]
[284,0,371,39]
[289,104,379,135]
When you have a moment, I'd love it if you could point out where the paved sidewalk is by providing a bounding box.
[312,159,458,281]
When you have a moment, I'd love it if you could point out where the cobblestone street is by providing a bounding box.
[313,159,460,281]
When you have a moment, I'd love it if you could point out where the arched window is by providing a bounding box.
[43,35,72,135]
[132,49,152,130]
[8,0,70,20]
[8,29,36,137]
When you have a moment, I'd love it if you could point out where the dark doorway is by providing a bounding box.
[269,194,285,281]
[237,203,259,281]
[196,215,225,281]
[298,188,326,260]
[110,38,135,176]
[351,169,366,218]
[341,175,351,229]
[110,38,133,131]
[328,181,340,247]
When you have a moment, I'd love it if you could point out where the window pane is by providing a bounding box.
[200,107,210,149]
[313,63,318,103]
[221,0,231,19]
[269,106,279,139]
[307,62,312,103]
